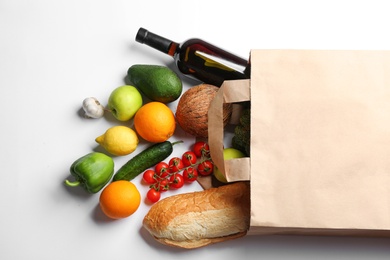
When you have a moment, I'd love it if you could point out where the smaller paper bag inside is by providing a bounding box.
[249,50,390,235]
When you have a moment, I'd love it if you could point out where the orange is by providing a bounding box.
[99,181,141,219]
[134,102,176,143]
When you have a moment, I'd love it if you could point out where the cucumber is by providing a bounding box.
[113,140,182,181]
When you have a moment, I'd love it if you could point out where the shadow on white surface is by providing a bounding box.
[62,177,93,201]
[90,204,116,224]
[138,223,390,257]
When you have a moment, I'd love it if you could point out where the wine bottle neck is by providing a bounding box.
[135,28,178,57]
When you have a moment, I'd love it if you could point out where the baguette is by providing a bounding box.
[142,181,250,249]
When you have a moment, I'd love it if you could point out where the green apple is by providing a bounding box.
[108,85,143,121]
[214,148,246,183]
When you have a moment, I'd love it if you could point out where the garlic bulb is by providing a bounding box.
[82,97,105,118]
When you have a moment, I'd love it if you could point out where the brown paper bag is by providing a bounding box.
[208,49,390,237]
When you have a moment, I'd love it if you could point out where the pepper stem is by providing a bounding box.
[64,179,81,187]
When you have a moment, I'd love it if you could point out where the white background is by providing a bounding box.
[1,0,390,259]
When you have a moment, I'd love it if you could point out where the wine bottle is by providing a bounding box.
[135,27,250,87]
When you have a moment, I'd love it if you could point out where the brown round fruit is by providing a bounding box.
[175,84,232,138]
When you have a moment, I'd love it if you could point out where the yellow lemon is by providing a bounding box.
[95,126,139,156]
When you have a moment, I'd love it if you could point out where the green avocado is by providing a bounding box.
[127,64,183,103]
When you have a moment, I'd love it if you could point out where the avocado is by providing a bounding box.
[127,64,183,103]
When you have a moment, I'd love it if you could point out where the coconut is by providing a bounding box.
[175,84,232,138]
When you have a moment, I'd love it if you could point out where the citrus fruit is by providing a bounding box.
[133,102,176,143]
[95,125,139,156]
[99,180,141,219]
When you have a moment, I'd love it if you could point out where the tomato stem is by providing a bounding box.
[145,141,213,202]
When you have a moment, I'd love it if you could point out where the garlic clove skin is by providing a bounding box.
[82,97,105,118]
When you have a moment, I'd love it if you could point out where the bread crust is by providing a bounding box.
[143,182,250,249]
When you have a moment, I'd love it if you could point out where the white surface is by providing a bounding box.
[1,0,390,259]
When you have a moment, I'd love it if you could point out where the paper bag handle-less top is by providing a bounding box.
[209,50,390,237]
[208,79,251,182]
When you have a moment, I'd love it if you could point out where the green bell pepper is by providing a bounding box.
[65,152,114,193]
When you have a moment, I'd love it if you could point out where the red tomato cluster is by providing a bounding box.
[142,141,213,203]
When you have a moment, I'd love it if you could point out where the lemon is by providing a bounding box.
[95,126,139,156]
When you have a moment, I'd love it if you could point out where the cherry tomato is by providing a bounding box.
[192,141,210,158]
[146,188,161,203]
[182,151,197,167]
[169,173,184,189]
[183,167,198,183]
[197,160,214,176]
[155,162,169,177]
[158,179,170,192]
[168,157,184,173]
[142,169,158,184]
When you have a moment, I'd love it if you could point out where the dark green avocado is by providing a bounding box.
[127,64,183,103]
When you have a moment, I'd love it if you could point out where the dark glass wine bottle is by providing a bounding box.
[135,27,250,87]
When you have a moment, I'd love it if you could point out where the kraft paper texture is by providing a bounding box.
[209,49,390,236]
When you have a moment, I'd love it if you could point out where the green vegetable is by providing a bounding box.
[127,64,183,103]
[113,140,182,181]
[65,152,114,193]
[232,107,250,156]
